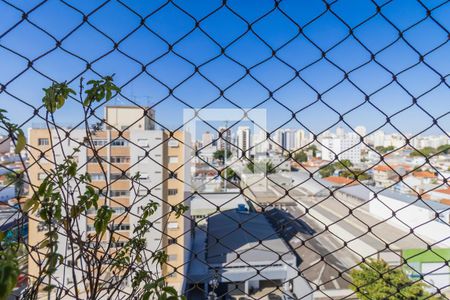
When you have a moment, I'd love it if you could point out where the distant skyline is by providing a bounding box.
[1,0,449,136]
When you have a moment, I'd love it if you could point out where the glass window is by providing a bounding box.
[111,139,127,147]
[90,173,105,181]
[110,190,129,197]
[167,222,178,229]
[169,156,179,163]
[38,138,49,146]
[92,139,107,146]
[137,139,149,147]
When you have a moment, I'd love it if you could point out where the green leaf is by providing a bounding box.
[14,129,26,154]
[23,196,38,212]
[0,257,19,300]
[94,206,113,235]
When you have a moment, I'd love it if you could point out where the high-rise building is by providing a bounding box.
[217,127,231,152]
[252,129,268,154]
[163,131,192,292]
[294,129,305,151]
[373,130,385,147]
[355,126,367,137]
[201,131,214,148]
[27,106,190,294]
[321,136,361,163]
[237,126,251,158]
[336,126,345,138]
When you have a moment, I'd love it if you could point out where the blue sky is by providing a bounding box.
[0,0,449,137]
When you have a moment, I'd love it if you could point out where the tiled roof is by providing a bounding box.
[323,176,355,185]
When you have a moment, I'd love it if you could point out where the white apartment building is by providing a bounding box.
[321,136,361,163]
[294,129,305,151]
[201,131,214,147]
[237,126,251,158]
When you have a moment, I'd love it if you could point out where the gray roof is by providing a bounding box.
[282,172,334,196]
[206,209,295,266]
[378,189,449,212]
[337,184,375,201]
[190,193,248,214]
[338,184,449,211]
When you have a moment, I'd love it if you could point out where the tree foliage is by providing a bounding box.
[245,161,276,174]
[293,151,307,163]
[409,145,449,158]
[213,149,232,163]
[318,160,353,178]
[350,259,433,300]
[375,145,395,154]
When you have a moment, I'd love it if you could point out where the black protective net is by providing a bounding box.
[0,0,449,299]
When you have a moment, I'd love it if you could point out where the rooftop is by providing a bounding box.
[190,193,248,214]
[323,176,356,185]
[413,171,437,178]
[206,209,295,266]
[377,189,449,212]
[435,187,450,195]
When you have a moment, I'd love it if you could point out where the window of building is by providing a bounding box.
[112,206,126,214]
[110,173,128,180]
[168,139,179,148]
[38,173,46,180]
[168,189,178,196]
[139,173,149,180]
[167,254,177,261]
[111,139,127,147]
[137,189,148,196]
[168,238,177,245]
[111,156,130,163]
[110,190,130,197]
[167,222,179,229]
[112,241,125,248]
[86,224,95,232]
[113,224,130,231]
[38,138,49,146]
[90,173,105,181]
[92,139,107,147]
[168,156,179,163]
[137,139,149,147]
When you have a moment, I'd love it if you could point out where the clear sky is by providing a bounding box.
[0,0,449,137]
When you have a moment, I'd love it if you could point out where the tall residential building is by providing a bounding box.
[163,131,192,292]
[336,126,345,138]
[237,126,251,158]
[355,126,367,137]
[27,106,190,294]
[252,129,268,154]
[373,130,385,147]
[321,136,361,163]
[201,131,214,148]
[217,127,231,152]
[294,129,305,151]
